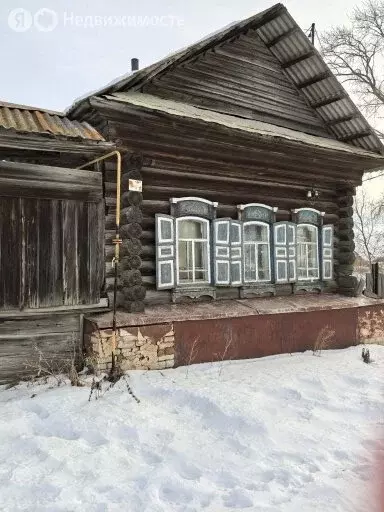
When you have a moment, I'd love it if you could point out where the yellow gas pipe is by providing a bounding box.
[78,150,122,354]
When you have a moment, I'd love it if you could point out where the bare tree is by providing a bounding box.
[320,1,384,182]
[321,0,384,127]
[354,188,384,266]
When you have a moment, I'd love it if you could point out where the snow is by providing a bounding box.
[1,346,384,512]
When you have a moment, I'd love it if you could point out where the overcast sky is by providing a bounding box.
[0,0,383,195]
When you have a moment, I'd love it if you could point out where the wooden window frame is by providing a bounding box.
[243,221,272,284]
[175,216,211,287]
[296,223,320,282]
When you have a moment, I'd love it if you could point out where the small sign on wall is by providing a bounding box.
[129,179,142,192]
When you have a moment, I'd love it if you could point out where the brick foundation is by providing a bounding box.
[84,322,175,372]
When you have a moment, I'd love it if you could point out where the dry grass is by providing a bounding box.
[313,326,335,356]
[24,339,84,387]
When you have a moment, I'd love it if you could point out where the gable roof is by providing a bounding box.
[68,3,384,155]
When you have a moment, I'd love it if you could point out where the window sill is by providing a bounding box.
[167,281,333,303]
[294,281,324,293]
[240,283,276,299]
[172,285,216,303]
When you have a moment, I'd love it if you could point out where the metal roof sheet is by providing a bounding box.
[0,103,104,141]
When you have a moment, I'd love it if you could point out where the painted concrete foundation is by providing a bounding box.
[84,295,384,371]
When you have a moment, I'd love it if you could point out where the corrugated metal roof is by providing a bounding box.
[0,102,104,141]
[255,9,383,154]
[68,2,383,155]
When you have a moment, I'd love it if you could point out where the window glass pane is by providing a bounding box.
[160,219,172,240]
[177,220,209,283]
[308,244,318,269]
[194,241,208,282]
[275,225,286,244]
[297,225,319,280]
[308,268,318,278]
[231,224,240,244]
[244,244,256,281]
[297,225,316,243]
[297,244,306,268]
[194,241,204,269]
[297,267,306,279]
[195,270,208,281]
[179,219,206,239]
[258,244,270,280]
[244,224,268,242]
[178,240,193,282]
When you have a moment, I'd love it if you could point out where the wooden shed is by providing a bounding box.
[0,102,112,383]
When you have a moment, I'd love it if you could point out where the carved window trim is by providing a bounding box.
[155,200,335,296]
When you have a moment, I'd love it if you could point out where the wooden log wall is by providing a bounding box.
[336,187,357,296]
[96,97,371,184]
[141,29,331,137]
[92,101,366,308]
[138,157,340,306]
[103,155,146,312]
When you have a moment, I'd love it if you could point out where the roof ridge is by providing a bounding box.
[66,3,286,117]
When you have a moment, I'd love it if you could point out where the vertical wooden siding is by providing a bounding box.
[0,197,104,310]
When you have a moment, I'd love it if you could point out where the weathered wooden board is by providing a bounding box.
[89,201,105,303]
[0,199,21,310]
[23,199,39,308]
[0,161,102,201]
[0,162,105,311]
[0,313,81,385]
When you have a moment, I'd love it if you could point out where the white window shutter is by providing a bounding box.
[213,218,231,286]
[230,220,242,286]
[155,214,175,289]
[322,225,334,280]
[274,222,296,283]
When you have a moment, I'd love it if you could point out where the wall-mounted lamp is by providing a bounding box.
[306,188,319,200]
